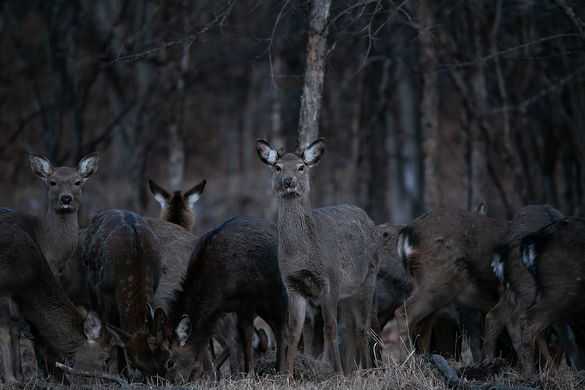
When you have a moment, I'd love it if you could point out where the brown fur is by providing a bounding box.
[0,221,110,382]
[394,208,508,360]
[257,138,381,375]
[0,153,99,382]
[518,217,585,378]
[483,205,564,364]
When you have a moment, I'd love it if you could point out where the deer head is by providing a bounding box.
[29,153,99,215]
[256,138,325,199]
[148,179,206,232]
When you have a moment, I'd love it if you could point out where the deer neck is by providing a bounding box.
[277,194,314,250]
[41,209,79,272]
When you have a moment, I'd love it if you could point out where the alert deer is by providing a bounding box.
[256,138,380,375]
[0,152,99,382]
[151,216,288,382]
[0,221,110,382]
[518,217,585,378]
[394,208,508,360]
[483,205,564,362]
[148,179,206,232]
[83,209,162,376]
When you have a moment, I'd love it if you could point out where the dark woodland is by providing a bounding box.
[1,0,584,232]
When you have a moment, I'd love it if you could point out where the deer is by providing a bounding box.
[0,152,99,382]
[118,216,289,382]
[148,179,206,233]
[483,205,564,363]
[0,220,110,382]
[394,207,509,361]
[147,178,246,376]
[82,209,162,377]
[256,138,380,375]
[518,217,585,378]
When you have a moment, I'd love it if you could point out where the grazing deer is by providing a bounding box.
[256,138,380,375]
[83,209,162,377]
[148,179,206,233]
[148,178,244,376]
[394,208,508,360]
[484,205,564,362]
[518,217,585,378]
[142,216,288,382]
[0,152,99,382]
[0,221,110,382]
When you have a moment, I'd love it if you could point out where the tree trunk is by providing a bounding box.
[297,0,332,152]
[417,0,440,211]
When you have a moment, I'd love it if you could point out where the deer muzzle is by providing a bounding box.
[282,176,297,190]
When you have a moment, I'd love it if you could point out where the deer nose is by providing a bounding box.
[283,177,293,188]
[61,195,72,204]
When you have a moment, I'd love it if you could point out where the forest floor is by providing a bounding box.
[2,322,585,389]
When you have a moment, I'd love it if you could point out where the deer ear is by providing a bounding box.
[78,152,99,180]
[29,154,53,182]
[84,311,102,343]
[153,307,167,344]
[148,179,170,208]
[175,315,191,347]
[256,139,278,166]
[106,324,130,348]
[184,180,206,209]
[302,138,325,166]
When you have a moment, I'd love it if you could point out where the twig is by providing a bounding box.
[55,362,130,388]
[428,354,538,390]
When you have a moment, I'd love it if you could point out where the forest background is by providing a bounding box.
[0,0,584,233]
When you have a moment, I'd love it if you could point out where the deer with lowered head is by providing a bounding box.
[147,178,249,376]
[256,138,380,375]
[484,205,565,364]
[0,220,111,382]
[83,209,162,377]
[517,217,585,378]
[0,152,99,382]
[394,207,508,361]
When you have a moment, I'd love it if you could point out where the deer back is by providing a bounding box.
[398,208,508,295]
[84,210,161,331]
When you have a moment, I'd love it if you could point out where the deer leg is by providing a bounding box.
[237,311,255,374]
[0,319,16,383]
[302,305,315,356]
[483,298,508,360]
[520,302,561,379]
[321,293,343,374]
[285,292,306,376]
[415,313,435,353]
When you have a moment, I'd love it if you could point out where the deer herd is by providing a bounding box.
[0,138,584,384]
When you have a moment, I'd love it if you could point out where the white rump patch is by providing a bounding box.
[397,234,414,261]
[491,254,504,283]
[522,243,536,271]
[186,193,200,209]
[154,193,167,209]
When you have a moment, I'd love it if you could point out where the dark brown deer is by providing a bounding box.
[483,205,564,363]
[148,179,206,233]
[518,217,585,378]
[394,208,508,360]
[256,138,380,375]
[0,220,110,382]
[83,209,162,377]
[147,178,243,376]
[151,216,288,382]
[0,152,99,382]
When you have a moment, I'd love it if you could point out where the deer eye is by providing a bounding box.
[49,181,57,186]
[74,180,81,186]
[298,165,305,172]
[275,165,282,172]
[167,360,175,369]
